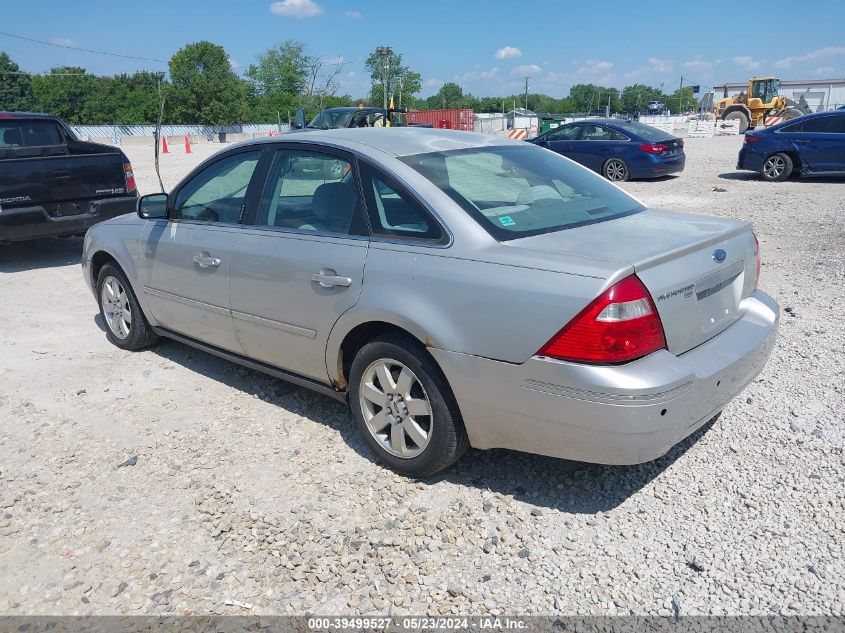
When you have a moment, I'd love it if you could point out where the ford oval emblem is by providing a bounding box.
[713,248,727,263]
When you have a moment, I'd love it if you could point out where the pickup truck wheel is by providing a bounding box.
[761,152,793,182]
[349,334,468,476]
[97,264,159,351]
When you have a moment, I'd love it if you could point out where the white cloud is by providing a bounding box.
[495,46,522,59]
[457,66,500,84]
[269,0,323,19]
[775,46,845,70]
[228,58,240,69]
[683,59,717,73]
[322,55,344,65]
[50,37,76,47]
[344,10,362,19]
[814,66,835,76]
[512,64,541,75]
[574,59,613,80]
[624,57,673,80]
[426,78,443,87]
[734,56,761,70]
[346,70,356,79]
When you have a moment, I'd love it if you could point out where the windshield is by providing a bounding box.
[307,110,355,129]
[401,145,644,240]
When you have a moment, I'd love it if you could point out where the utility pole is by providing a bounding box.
[679,76,684,114]
[523,76,530,110]
[376,46,392,111]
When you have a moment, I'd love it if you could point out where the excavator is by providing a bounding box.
[713,77,810,132]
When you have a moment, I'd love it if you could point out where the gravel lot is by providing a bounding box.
[1,135,843,617]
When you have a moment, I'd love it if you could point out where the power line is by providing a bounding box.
[0,30,167,64]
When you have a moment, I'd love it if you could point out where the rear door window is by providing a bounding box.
[254,149,366,236]
[802,116,845,134]
[0,120,63,147]
[580,125,616,141]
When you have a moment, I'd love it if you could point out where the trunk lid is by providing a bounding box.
[505,209,758,355]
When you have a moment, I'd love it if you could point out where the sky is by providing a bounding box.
[3,0,845,99]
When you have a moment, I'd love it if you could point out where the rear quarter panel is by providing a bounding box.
[325,242,609,382]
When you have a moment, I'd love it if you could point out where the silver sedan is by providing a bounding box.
[82,128,779,475]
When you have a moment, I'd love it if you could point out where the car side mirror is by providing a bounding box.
[291,107,305,130]
[137,193,169,219]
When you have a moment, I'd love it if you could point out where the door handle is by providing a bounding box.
[311,270,352,288]
[193,254,221,268]
[794,139,809,144]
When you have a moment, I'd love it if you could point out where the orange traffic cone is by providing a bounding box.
[184,135,191,154]
[161,136,169,153]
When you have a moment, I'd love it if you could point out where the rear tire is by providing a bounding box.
[761,152,793,182]
[97,263,159,351]
[602,158,629,182]
[724,110,749,134]
[348,333,468,476]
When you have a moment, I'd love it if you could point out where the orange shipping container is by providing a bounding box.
[405,108,475,131]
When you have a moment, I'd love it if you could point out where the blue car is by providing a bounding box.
[737,110,845,181]
[529,119,685,181]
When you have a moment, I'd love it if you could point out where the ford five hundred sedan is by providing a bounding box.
[82,128,779,475]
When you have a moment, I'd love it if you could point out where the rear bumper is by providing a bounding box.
[632,153,686,178]
[0,196,136,243]
[431,289,779,465]
[737,147,764,172]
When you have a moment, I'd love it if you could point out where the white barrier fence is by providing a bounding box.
[687,119,742,138]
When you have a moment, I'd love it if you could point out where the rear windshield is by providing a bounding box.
[0,120,63,147]
[401,145,644,240]
[612,120,673,142]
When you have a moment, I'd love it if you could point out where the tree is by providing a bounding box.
[167,41,246,125]
[426,82,465,109]
[31,67,99,123]
[620,84,665,113]
[666,86,697,113]
[364,48,420,108]
[246,40,309,97]
[0,52,37,111]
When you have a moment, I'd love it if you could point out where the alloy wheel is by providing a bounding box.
[764,155,785,179]
[605,159,627,181]
[101,276,132,340]
[358,358,433,459]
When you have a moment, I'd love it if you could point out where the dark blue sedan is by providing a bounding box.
[737,110,845,181]
[528,119,685,181]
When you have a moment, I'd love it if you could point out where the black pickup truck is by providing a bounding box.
[0,112,137,244]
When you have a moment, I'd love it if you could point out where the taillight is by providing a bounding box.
[753,231,761,288]
[537,275,666,364]
[123,162,136,194]
[639,144,669,154]
[744,135,760,144]
[677,139,684,149]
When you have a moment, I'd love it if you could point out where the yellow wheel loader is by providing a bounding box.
[713,77,810,132]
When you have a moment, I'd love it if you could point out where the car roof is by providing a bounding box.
[766,109,844,130]
[252,127,514,158]
[322,107,380,113]
[0,111,58,120]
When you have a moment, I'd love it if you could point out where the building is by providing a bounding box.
[506,108,538,131]
[712,78,845,112]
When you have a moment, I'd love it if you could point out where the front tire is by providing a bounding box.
[97,263,159,351]
[761,152,793,182]
[349,334,468,476]
[603,158,629,182]
[724,110,750,134]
